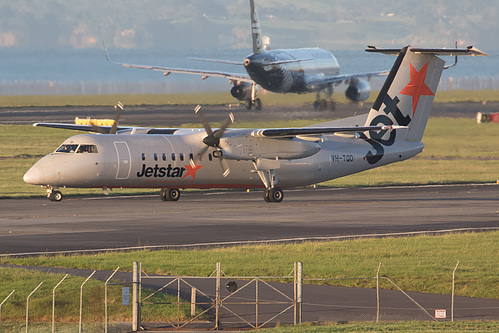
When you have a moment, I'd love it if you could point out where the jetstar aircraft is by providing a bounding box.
[24,45,486,202]
[105,0,388,111]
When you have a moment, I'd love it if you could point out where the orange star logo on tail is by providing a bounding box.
[400,61,434,116]
[183,164,203,180]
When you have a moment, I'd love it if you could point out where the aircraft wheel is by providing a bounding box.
[313,101,320,110]
[328,100,336,111]
[268,187,283,203]
[245,99,252,110]
[320,99,328,110]
[49,190,63,202]
[263,190,271,202]
[160,188,167,201]
[254,98,262,111]
[164,188,180,201]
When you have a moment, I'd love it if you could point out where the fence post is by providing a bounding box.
[191,288,197,317]
[26,282,43,333]
[52,274,68,333]
[294,262,303,325]
[105,267,120,333]
[451,261,460,322]
[376,262,382,323]
[79,271,96,333]
[0,290,15,333]
[132,262,139,332]
[215,262,221,330]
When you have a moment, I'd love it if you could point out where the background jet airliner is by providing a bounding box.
[24,45,486,202]
[105,0,387,111]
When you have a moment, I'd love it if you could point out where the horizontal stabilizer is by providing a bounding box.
[366,45,488,56]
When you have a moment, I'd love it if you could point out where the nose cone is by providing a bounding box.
[23,165,41,184]
[23,157,59,185]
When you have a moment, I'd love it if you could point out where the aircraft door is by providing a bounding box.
[114,141,131,179]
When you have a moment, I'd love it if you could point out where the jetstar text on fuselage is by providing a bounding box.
[137,164,186,178]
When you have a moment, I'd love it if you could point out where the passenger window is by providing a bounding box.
[189,153,194,161]
[171,153,176,161]
[162,153,166,161]
[208,153,213,161]
[154,153,158,161]
[141,153,145,161]
[56,144,79,153]
[180,153,184,161]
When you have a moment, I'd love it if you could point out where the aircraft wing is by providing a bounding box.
[306,70,389,88]
[106,52,253,83]
[251,125,405,138]
[33,123,131,133]
[33,123,180,135]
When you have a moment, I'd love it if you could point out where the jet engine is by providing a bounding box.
[230,82,252,101]
[345,78,371,102]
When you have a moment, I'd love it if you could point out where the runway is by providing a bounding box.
[1,183,498,256]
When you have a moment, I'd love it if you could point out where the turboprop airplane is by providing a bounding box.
[24,45,486,202]
[105,0,387,111]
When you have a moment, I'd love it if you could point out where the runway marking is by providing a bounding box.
[1,227,497,257]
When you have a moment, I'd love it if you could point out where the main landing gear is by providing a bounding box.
[160,188,180,201]
[244,97,262,111]
[263,187,284,202]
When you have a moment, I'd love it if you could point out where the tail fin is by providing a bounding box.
[250,0,265,54]
[364,46,487,142]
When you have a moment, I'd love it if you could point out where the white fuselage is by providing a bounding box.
[24,130,423,190]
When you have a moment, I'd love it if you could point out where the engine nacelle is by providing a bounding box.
[221,136,321,160]
[230,82,252,101]
[345,79,371,102]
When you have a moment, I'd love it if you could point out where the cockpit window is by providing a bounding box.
[77,145,98,153]
[56,144,98,154]
[56,144,79,153]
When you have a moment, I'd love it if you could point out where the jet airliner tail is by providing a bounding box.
[250,0,265,54]
[364,46,487,143]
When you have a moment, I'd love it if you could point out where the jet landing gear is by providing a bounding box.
[45,186,63,202]
[160,188,180,201]
[244,97,262,111]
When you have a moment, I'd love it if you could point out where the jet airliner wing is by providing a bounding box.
[306,70,389,88]
[105,49,253,83]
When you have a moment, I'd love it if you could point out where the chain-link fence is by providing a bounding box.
[1,261,498,332]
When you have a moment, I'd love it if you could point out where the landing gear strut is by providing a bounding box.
[160,188,180,201]
[243,82,262,111]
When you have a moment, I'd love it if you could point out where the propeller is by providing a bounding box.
[90,102,123,134]
[109,102,124,134]
[191,105,233,177]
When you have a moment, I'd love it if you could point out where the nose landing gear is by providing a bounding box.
[46,186,63,202]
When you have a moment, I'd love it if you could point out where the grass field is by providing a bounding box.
[0,89,498,107]
[0,232,498,329]
[2,116,499,198]
[2,232,498,300]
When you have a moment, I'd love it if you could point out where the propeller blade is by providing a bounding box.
[109,102,123,134]
[194,105,213,136]
[220,157,230,177]
[191,145,210,167]
[214,112,234,139]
